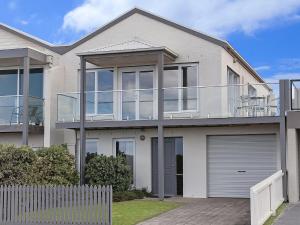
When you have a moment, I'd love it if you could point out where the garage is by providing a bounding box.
[207,134,278,198]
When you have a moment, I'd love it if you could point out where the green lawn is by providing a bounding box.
[263,203,287,225]
[113,200,181,225]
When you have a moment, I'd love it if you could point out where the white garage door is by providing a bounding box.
[208,134,278,198]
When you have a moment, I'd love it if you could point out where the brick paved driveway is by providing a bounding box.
[138,198,250,225]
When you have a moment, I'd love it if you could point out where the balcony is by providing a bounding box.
[57,83,279,125]
[0,95,44,126]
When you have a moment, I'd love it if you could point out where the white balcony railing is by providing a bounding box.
[57,83,280,122]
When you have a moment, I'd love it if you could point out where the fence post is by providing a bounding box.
[0,186,3,224]
[110,185,113,225]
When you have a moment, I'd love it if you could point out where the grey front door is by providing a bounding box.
[152,137,182,196]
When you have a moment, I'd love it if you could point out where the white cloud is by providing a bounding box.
[62,0,300,37]
[279,58,300,70]
[255,65,271,71]
[20,20,29,25]
[265,72,300,83]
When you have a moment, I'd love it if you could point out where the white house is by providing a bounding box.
[0,8,299,201]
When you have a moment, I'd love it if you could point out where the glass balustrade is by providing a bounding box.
[0,95,44,125]
[57,83,280,122]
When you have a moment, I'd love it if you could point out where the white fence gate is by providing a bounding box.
[0,185,112,225]
[250,170,284,225]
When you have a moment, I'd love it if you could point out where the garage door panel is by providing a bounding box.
[208,134,277,198]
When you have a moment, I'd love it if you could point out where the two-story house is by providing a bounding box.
[0,8,299,202]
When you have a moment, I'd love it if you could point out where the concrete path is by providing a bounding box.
[274,203,300,225]
[138,198,250,225]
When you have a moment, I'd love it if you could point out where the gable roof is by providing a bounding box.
[0,8,265,83]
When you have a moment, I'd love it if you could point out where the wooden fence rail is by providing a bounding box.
[0,185,112,225]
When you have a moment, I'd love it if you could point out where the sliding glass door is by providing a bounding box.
[121,68,154,120]
[0,68,43,124]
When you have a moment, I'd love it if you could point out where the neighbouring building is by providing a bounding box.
[0,8,299,201]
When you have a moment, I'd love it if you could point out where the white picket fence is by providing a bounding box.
[0,185,112,225]
[250,170,284,225]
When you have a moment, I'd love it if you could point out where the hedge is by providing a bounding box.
[0,144,79,185]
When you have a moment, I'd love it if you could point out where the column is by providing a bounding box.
[22,56,30,145]
[157,52,165,200]
[80,56,86,185]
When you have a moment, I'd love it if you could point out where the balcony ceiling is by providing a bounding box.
[0,48,48,67]
[77,39,178,67]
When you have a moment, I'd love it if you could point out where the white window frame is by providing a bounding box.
[84,68,115,117]
[113,138,136,185]
[118,66,156,120]
[163,63,199,113]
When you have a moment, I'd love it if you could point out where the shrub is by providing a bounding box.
[35,145,79,185]
[0,144,79,186]
[113,189,152,202]
[0,145,38,185]
[85,155,132,192]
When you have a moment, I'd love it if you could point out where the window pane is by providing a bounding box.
[116,140,134,183]
[139,71,153,89]
[122,72,136,120]
[164,67,178,88]
[139,71,153,119]
[98,70,113,91]
[86,72,95,91]
[19,68,43,98]
[182,66,197,110]
[97,70,113,114]
[0,70,18,96]
[164,67,179,111]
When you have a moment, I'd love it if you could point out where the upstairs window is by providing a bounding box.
[164,65,198,112]
[85,69,114,115]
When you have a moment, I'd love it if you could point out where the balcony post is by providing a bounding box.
[80,56,86,185]
[22,56,30,145]
[279,79,290,201]
[157,52,165,200]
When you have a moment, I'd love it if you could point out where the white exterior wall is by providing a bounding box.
[79,124,280,197]
[0,133,44,149]
[287,128,299,203]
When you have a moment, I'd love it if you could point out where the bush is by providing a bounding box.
[35,145,79,185]
[0,144,79,186]
[0,145,38,185]
[113,189,152,202]
[85,155,132,192]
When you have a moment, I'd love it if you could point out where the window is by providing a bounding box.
[77,138,99,167]
[164,65,197,112]
[227,68,240,115]
[85,69,114,115]
[114,139,135,184]
[248,84,257,97]
[0,70,18,96]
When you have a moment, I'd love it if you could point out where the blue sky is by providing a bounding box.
[1,0,300,81]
